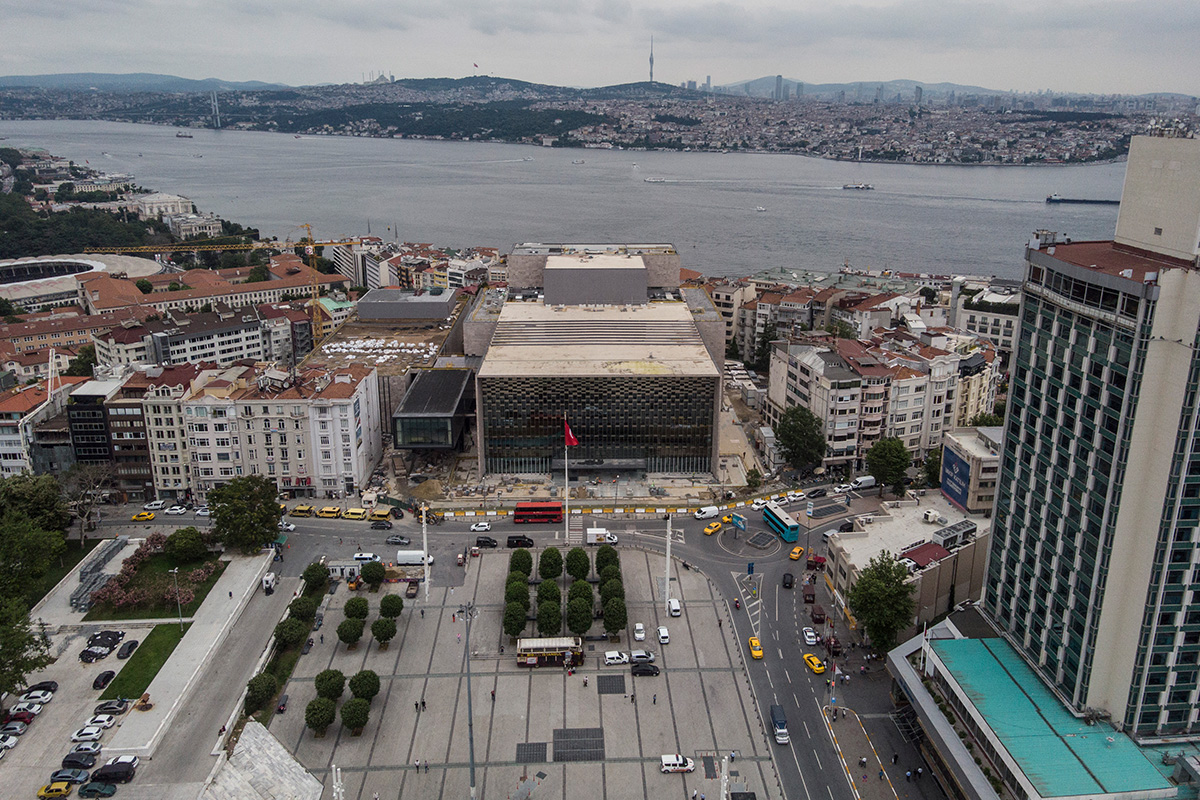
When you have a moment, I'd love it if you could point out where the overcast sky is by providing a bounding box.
[2,0,1197,96]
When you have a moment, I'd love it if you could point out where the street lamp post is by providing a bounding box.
[458,602,479,800]
[168,567,183,631]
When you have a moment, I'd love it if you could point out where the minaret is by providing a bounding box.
[649,37,654,83]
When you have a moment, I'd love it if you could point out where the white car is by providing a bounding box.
[19,690,53,704]
[786,490,806,502]
[71,726,104,742]
[802,626,818,646]
[87,715,117,729]
[833,484,854,494]
[657,626,670,645]
[106,754,139,768]
[633,623,646,641]
[164,505,188,515]
[10,702,42,716]
[70,741,101,755]
[278,521,296,532]
[604,651,630,665]
[470,522,491,532]
[603,532,619,544]
[143,500,166,511]
[0,734,17,750]
[194,507,211,517]
[751,500,768,511]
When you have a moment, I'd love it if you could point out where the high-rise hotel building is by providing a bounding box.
[983,132,1200,738]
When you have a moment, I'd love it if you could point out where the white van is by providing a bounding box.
[850,475,876,490]
[604,651,629,665]
[693,506,720,520]
[353,552,381,563]
[668,598,681,617]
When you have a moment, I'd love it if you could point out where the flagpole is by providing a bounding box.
[564,413,570,542]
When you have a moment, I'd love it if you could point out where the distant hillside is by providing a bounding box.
[0,72,288,93]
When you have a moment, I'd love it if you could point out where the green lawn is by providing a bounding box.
[252,643,303,726]
[23,537,100,609]
[100,623,191,701]
[84,555,227,621]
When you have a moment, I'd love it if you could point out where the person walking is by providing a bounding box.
[917,768,923,780]
[425,762,429,773]
[457,632,461,643]
[906,771,912,782]
[421,698,427,711]
[414,701,420,713]
[653,694,657,704]
[892,753,898,764]
[859,757,867,768]
[490,689,495,701]
[420,609,424,618]
[631,693,636,704]
[692,791,698,800]
[319,634,323,644]
[879,769,884,781]
[583,676,588,687]
[414,759,420,771]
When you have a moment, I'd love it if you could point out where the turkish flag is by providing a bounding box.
[564,419,579,447]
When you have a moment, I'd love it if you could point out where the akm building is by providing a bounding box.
[466,244,724,477]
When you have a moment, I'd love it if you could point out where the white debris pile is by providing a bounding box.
[320,337,439,363]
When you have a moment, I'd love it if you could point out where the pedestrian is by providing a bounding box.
[319,634,324,644]
[421,699,427,711]
[583,676,588,687]
[491,689,495,701]
[374,793,380,800]
[906,771,912,782]
[452,613,456,623]
[219,725,226,735]
[692,791,698,800]
[415,701,420,713]
[339,537,343,545]
[892,753,898,764]
[718,619,722,628]
[917,768,923,780]
[879,770,884,781]
[425,762,429,773]
[457,632,461,643]
[631,693,636,704]
[730,751,736,763]
[229,591,233,599]
[420,609,424,618]
[859,757,867,768]
[653,694,657,704]
[842,708,846,719]
[415,759,420,771]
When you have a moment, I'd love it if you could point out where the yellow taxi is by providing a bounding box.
[132,511,155,522]
[748,637,764,660]
[789,546,804,560]
[290,504,315,517]
[721,514,734,524]
[704,521,722,535]
[38,783,74,799]
[316,507,343,519]
[804,653,826,674]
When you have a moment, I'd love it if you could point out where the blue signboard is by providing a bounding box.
[732,513,747,531]
[941,445,972,510]
[748,562,755,575]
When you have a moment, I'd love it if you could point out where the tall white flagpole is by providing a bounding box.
[564,414,570,541]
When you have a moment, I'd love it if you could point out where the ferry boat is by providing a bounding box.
[572,159,585,164]
[176,131,193,138]
[842,182,874,190]
[756,206,766,212]
[644,177,667,183]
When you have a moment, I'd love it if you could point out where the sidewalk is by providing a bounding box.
[824,704,902,800]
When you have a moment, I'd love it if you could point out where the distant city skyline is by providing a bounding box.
[1,0,1198,97]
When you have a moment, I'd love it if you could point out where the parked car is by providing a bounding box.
[786,490,806,502]
[630,663,660,677]
[19,690,54,704]
[10,701,43,716]
[26,681,59,693]
[751,499,768,511]
[37,782,73,798]
[116,640,139,659]
[0,734,19,749]
[369,520,392,530]
[61,752,97,770]
[385,535,411,546]
[90,671,115,691]
[142,500,166,511]
[105,755,139,769]
[633,622,645,641]
[70,741,102,755]
[71,726,104,742]
[0,721,28,736]
[87,715,116,729]
[807,488,827,498]
[9,711,36,725]
[657,626,670,644]
[802,627,818,645]
[80,647,111,663]
[470,521,492,532]
[194,506,211,517]
[474,536,497,548]
[164,505,187,515]
[660,754,696,773]
[93,700,127,716]
[49,769,92,784]
[278,521,296,532]
[302,638,314,655]
[833,484,853,494]
[603,651,629,665]
[839,520,855,532]
[79,784,118,798]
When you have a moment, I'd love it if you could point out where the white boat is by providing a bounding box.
[756,206,766,212]
[842,183,874,190]
[644,177,666,183]
[572,159,585,164]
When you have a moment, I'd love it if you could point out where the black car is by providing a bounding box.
[87,630,125,648]
[807,488,827,498]
[80,647,111,663]
[838,521,855,532]
[370,520,393,530]
[26,681,59,694]
[62,752,97,770]
[302,638,314,655]
[116,640,139,660]
[782,572,794,589]
[631,663,661,677]
[385,535,410,546]
[94,700,128,715]
[93,670,115,690]
[475,536,498,548]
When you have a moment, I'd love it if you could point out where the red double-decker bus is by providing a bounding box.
[513,502,564,524]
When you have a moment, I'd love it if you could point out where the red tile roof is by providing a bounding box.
[1041,240,1193,282]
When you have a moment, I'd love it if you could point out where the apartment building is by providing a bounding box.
[138,364,207,502]
[0,376,89,475]
[67,379,122,467]
[106,377,154,502]
[0,308,156,354]
[92,306,268,368]
[707,282,757,342]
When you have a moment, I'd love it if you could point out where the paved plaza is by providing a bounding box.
[272,546,780,799]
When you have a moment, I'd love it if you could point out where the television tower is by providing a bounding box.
[649,37,654,83]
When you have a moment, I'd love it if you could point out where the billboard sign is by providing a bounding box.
[941,445,972,510]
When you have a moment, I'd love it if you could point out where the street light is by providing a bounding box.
[458,601,479,800]
[168,567,183,631]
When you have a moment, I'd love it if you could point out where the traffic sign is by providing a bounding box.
[732,513,747,531]
[747,562,754,575]
[806,501,814,518]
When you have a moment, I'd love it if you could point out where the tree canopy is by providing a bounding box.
[565,547,590,582]
[0,473,70,534]
[969,412,1004,427]
[846,551,916,652]
[63,344,97,377]
[602,597,627,634]
[923,447,943,488]
[314,669,345,700]
[349,669,381,701]
[305,697,336,736]
[537,600,561,636]
[567,596,593,636]
[164,526,208,563]
[865,437,911,495]
[340,697,370,733]
[0,597,52,697]
[209,474,281,554]
[538,546,563,581]
[0,515,66,600]
[775,405,826,471]
[379,594,404,619]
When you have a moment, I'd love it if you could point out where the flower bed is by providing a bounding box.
[85,532,227,620]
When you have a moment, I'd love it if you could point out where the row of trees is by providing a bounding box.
[306,668,381,736]
[501,545,627,639]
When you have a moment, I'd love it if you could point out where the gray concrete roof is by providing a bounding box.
[199,721,321,800]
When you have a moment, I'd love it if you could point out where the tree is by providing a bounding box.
[846,551,916,652]
[537,579,561,605]
[136,278,153,294]
[209,475,281,554]
[603,597,627,635]
[164,526,208,563]
[506,582,531,610]
[305,697,336,737]
[247,264,271,283]
[302,562,328,594]
[344,597,369,620]
[503,601,528,638]
[244,672,278,714]
[360,561,385,590]
[568,580,593,605]
[0,516,66,600]
[0,473,70,534]
[865,437,912,496]
[337,618,365,649]
[63,345,97,377]
[507,571,528,589]
[289,595,319,623]
[746,468,762,489]
[538,546,563,581]
[750,322,778,372]
[923,447,942,489]
[340,697,370,735]
[348,669,381,701]
[567,596,593,636]
[274,617,309,648]
[60,462,113,542]
[919,286,938,303]
[314,669,345,700]
[594,545,619,575]
[371,617,397,650]
[0,597,51,697]
[565,547,590,582]
[599,564,621,584]
[537,600,561,636]
[775,405,825,471]
[509,549,532,577]
[969,412,1004,427]
[379,594,404,619]
[600,578,625,606]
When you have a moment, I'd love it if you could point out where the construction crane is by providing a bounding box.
[84,228,361,347]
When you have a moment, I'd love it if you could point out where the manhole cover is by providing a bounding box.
[516,742,547,763]
[597,674,626,695]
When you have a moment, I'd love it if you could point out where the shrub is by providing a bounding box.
[305,697,336,736]
[379,594,404,619]
[274,617,309,647]
[289,595,319,623]
[349,669,381,701]
[344,597,369,619]
[244,672,277,714]
[314,669,345,700]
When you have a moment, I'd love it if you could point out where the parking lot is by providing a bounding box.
[271,545,777,799]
